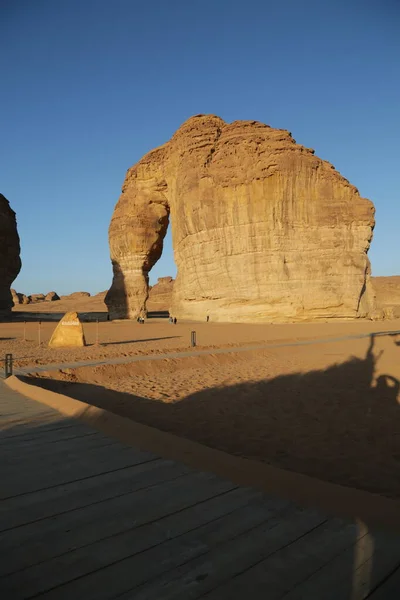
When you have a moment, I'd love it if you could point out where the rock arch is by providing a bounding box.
[105,115,375,322]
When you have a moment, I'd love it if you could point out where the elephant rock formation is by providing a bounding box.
[106,115,375,322]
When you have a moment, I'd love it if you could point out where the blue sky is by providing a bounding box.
[1,0,399,295]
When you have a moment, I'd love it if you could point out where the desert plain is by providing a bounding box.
[2,293,400,502]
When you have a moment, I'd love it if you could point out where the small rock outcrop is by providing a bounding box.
[147,277,175,312]
[61,291,91,300]
[48,311,86,348]
[29,294,45,303]
[11,289,30,305]
[45,291,60,302]
[0,194,21,318]
[106,115,375,322]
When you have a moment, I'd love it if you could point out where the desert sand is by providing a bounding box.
[2,299,400,500]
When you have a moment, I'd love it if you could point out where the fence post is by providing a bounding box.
[191,331,196,347]
[5,354,13,378]
[38,321,41,346]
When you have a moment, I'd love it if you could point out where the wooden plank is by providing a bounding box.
[367,565,400,599]
[203,516,366,599]
[1,429,122,465]
[0,426,98,451]
[0,419,92,450]
[1,487,266,598]
[0,409,55,423]
[0,409,59,428]
[349,539,400,600]
[0,419,84,442]
[280,524,400,600]
[1,435,148,473]
[0,458,190,531]
[0,445,157,499]
[116,506,325,600]
[34,502,322,600]
[0,471,236,576]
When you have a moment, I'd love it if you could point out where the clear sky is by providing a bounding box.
[1,0,399,295]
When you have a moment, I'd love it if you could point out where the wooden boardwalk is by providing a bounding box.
[1,382,400,599]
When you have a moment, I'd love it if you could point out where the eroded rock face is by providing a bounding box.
[147,277,174,312]
[106,115,375,322]
[0,194,21,318]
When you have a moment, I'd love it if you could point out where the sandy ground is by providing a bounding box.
[8,313,400,500]
[1,315,400,367]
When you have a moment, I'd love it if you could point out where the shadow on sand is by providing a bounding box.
[100,335,181,347]
[26,333,400,500]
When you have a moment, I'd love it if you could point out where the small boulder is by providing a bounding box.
[48,311,86,348]
[45,291,60,302]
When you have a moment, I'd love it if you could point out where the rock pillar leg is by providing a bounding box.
[105,172,169,319]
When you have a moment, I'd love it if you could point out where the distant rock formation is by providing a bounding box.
[0,194,21,318]
[11,289,30,305]
[61,291,91,300]
[147,277,174,312]
[45,291,60,302]
[93,291,107,300]
[106,115,375,322]
[11,289,19,305]
[372,276,400,319]
[48,311,86,348]
[29,294,45,303]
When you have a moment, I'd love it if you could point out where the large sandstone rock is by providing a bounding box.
[48,311,86,348]
[0,194,21,318]
[147,277,174,312]
[106,115,375,322]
